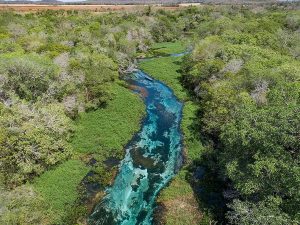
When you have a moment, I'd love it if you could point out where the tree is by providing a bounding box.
[0,103,72,187]
[0,185,53,225]
[0,54,58,101]
[227,199,294,225]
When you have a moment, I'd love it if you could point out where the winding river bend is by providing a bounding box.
[89,68,183,225]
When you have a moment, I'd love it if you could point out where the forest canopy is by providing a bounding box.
[180,6,300,224]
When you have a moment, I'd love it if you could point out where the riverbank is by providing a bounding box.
[31,82,145,224]
[139,42,214,224]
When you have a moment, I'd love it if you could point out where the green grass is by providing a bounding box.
[71,83,145,159]
[137,41,186,58]
[140,43,203,159]
[141,42,212,224]
[139,56,188,101]
[156,102,212,225]
[156,103,209,225]
[157,170,212,225]
[33,160,89,223]
[182,101,204,161]
[32,82,145,224]
[151,42,186,55]
[158,170,193,202]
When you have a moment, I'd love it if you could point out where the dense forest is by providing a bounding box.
[0,3,299,225]
[181,5,300,224]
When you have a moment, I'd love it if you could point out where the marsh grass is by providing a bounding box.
[139,56,188,101]
[151,42,187,55]
[33,160,90,224]
[71,83,145,158]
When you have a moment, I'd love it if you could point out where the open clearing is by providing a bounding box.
[0,4,192,12]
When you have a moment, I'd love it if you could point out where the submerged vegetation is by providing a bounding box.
[0,3,299,225]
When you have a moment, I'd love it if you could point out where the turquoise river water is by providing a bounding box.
[88,68,183,225]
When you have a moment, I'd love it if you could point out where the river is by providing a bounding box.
[88,67,183,225]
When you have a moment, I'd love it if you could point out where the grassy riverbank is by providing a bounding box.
[72,83,145,158]
[33,160,89,224]
[140,42,214,224]
[31,82,145,223]
[139,56,187,101]
[28,43,185,224]
[150,42,187,56]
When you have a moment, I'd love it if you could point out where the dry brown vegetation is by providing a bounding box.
[154,195,203,225]
[0,4,183,12]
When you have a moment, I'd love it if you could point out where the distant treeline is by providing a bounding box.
[1,0,300,6]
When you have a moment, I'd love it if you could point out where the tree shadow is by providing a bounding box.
[185,156,228,224]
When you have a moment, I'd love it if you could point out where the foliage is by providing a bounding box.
[71,83,145,157]
[141,42,210,223]
[139,55,188,101]
[150,41,187,56]
[0,185,53,225]
[0,53,58,101]
[33,160,89,224]
[0,102,72,187]
[181,6,300,223]
[227,199,295,225]
[1,5,300,225]
[73,53,119,110]
[181,101,204,162]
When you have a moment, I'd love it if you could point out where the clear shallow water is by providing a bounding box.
[88,70,183,225]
